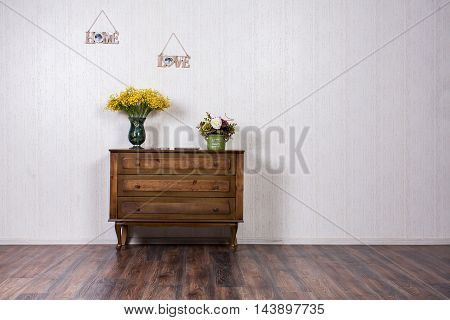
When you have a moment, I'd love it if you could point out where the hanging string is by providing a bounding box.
[87,10,118,32]
[159,33,190,57]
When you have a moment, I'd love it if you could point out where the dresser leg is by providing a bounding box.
[115,223,122,249]
[120,224,128,247]
[230,224,238,251]
[115,224,128,249]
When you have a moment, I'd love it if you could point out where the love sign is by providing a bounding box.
[157,33,191,69]
[157,55,190,68]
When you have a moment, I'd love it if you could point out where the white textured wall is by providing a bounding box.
[0,0,449,244]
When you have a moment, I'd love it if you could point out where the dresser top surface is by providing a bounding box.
[109,149,244,154]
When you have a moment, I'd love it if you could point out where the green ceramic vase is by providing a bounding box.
[128,116,146,149]
[207,134,226,151]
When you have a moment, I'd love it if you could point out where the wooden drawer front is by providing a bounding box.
[118,175,235,197]
[118,153,235,175]
[118,197,235,220]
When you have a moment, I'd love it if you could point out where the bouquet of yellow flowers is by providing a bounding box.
[106,86,170,117]
[106,86,170,149]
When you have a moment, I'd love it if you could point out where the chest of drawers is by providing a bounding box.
[109,149,244,249]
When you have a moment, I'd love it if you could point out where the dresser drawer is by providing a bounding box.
[118,175,235,197]
[118,153,235,175]
[118,197,236,220]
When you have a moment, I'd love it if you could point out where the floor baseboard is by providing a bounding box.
[0,237,448,245]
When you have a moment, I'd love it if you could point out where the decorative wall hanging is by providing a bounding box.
[85,10,119,45]
[157,33,190,68]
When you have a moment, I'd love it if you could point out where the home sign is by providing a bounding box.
[85,10,119,45]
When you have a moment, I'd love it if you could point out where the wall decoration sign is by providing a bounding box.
[157,33,190,68]
[85,10,119,44]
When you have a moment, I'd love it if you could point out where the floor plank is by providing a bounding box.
[0,244,447,300]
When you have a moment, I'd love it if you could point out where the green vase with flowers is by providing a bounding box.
[106,87,170,149]
[197,113,237,151]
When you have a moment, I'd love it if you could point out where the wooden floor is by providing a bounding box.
[0,244,448,299]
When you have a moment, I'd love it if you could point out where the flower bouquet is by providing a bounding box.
[106,87,170,149]
[197,113,237,151]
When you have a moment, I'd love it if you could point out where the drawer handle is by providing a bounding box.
[135,161,141,166]
[212,185,219,190]
[135,185,141,189]
[212,207,219,213]
[135,208,141,212]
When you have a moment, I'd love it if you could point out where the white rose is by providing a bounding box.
[210,117,222,130]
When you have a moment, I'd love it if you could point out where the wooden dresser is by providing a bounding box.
[109,149,244,250]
